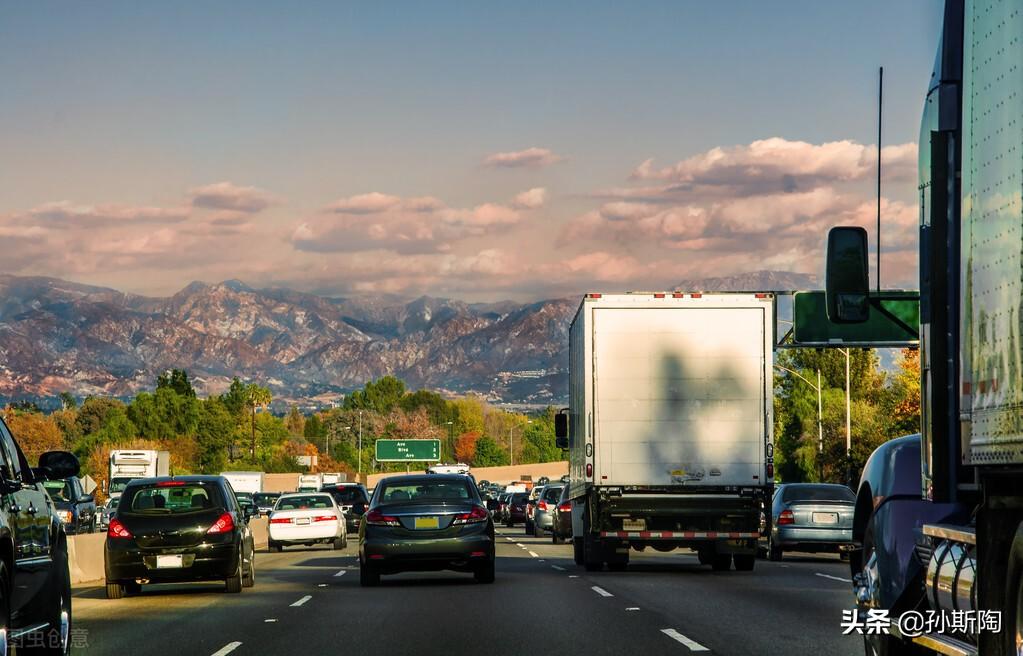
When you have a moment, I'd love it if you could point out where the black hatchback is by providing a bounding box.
[319,483,369,533]
[359,474,494,586]
[104,476,257,598]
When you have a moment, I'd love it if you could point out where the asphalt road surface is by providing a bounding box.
[72,527,861,656]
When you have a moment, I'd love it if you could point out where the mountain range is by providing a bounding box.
[0,270,818,407]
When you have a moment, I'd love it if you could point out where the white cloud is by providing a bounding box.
[511,187,547,210]
[326,192,402,214]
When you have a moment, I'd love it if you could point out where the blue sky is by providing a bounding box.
[0,2,943,299]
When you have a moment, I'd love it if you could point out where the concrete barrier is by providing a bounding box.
[365,461,568,489]
[68,516,271,585]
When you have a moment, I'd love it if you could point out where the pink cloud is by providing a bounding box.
[483,147,563,169]
[511,187,547,210]
[30,201,189,225]
[189,182,277,213]
[326,192,402,214]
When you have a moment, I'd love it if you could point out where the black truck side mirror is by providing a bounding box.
[825,226,871,323]
[554,410,569,449]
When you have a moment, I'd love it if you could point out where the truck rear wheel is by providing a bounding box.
[583,535,604,571]
[573,538,584,565]
[733,554,755,571]
[711,553,732,571]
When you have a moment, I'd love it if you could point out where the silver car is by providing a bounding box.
[763,483,855,560]
[97,497,119,530]
[531,484,565,537]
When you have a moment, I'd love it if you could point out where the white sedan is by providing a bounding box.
[267,492,347,552]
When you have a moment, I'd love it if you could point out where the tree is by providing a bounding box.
[3,411,63,464]
[245,384,273,457]
[197,397,234,473]
[474,436,509,467]
[285,406,305,437]
[76,397,129,436]
[398,390,454,425]
[521,408,561,463]
[887,348,921,437]
[304,414,326,440]
[455,432,481,464]
[344,376,406,414]
[59,392,77,410]
[157,369,196,398]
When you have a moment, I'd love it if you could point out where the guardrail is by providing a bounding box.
[68,517,269,585]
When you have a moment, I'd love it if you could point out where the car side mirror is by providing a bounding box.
[79,494,94,504]
[554,410,569,449]
[825,226,870,323]
[38,451,80,481]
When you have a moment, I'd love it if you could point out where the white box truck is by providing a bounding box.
[108,450,171,500]
[219,471,264,496]
[555,292,775,572]
[321,472,347,486]
[297,473,322,492]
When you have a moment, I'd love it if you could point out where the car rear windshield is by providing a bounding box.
[323,486,367,504]
[253,493,279,505]
[43,480,72,502]
[782,486,855,503]
[377,480,472,504]
[275,495,334,510]
[510,493,529,503]
[543,487,564,502]
[122,482,223,513]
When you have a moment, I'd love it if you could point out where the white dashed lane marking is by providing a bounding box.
[291,595,312,607]
[661,629,709,652]
[591,585,614,597]
[211,643,242,656]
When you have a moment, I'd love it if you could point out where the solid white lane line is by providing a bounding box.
[661,629,709,652]
[591,585,614,597]
[815,572,852,583]
[334,570,347,577]
[211,643,243,656]
[291,595,312,607]
[551,565,566,571]
[529,551,540,558]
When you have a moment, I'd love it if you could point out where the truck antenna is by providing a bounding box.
[876,65,883,294]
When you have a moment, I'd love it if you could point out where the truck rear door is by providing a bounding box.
[592,304,767,487]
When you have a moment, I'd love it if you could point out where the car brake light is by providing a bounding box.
[453,506,489,525]
[269,517,293,524]
[206,512,235,534]
[108,518,132,539]
[313,515,337,522]
[557,502,572,512]
[537,501,548,511]
[364,509,400,526]
[157,481,186,487]
[777,510,794,525]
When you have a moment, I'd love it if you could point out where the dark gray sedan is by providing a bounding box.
[762,483,855,561]
[359,474,495,586]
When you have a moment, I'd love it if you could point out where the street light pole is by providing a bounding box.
[508,420,532,467]
[445,421,453,461]
[837,348,853,487]
[358,410,363,481]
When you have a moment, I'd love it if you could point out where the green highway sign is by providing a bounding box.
[792,291,920,347]
[375,439,441,462]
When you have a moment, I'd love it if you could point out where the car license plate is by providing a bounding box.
[812,512,839,525]
[295,518,310,525]
[414,516,439,530]
[156,555,183,568]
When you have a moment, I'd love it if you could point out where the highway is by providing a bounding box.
[72,527,860,656]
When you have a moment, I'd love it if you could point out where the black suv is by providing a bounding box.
[0,415,81,654]
[318,483,369,533]
[42,476,98,535]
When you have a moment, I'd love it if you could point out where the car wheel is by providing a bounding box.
[711,553,732,571]
[333,537,345,551]
[474,557,496,584]
[225,552,243,593]
[359,558,379,587]
[105,582,124,600]
[243,552,255,588]
[768,537,783,561]
[734,554,756,571]
[552,532,560,545]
